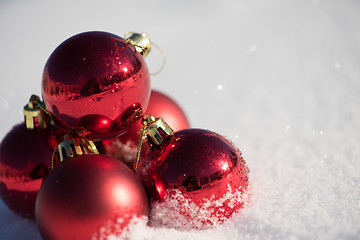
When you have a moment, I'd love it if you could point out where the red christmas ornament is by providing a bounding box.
[35,154,149,240]
[0,124,52,218]
[146,90,190,131]
[99,90,190,169]
[0,96,61,218]
[41,31,151,140]
[138,128,250,229]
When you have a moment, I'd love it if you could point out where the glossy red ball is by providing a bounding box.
[42,31,151,140]
[146,90,190,131]
[35,154,149,240]
[99,90,190,169]
[0,123,55,218]
[138,128,250,229]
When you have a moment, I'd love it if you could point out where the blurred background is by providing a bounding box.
[1,0,359,239]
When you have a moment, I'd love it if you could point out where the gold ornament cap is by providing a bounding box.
[56,135,99,163]
[125,32,151,57]
[144,115,174,146]
[23,95,50,130]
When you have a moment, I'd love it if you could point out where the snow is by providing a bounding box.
[1,0,360,239]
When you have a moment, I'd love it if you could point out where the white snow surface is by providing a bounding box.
[1,0,359,239]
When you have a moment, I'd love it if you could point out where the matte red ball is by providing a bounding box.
[35,154,149,240]
[0,123,55,218]
[41,31,151,140]
[99,90,190,169]
[138,128,250,229]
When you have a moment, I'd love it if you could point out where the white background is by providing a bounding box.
[0,0,359,239]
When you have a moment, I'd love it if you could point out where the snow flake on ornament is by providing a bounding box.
[94,215,149,240]
[149,185,250,230]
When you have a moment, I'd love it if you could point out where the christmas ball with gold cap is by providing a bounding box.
[41,31,152,140]
[0,95,63,218]
[35,135,149,240]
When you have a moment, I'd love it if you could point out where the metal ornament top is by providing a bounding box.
[23,95,50,130]
[125,32,151,57]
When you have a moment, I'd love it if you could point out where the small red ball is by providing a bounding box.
[0,123,55,218]
[42,31,151,140]
[146,90,190,132]
[35,154,149,240]
[99,90,190,169]
[138,128,250,229]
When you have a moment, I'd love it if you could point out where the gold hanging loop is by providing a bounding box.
[149,41,167,76]
[133,117,151,173]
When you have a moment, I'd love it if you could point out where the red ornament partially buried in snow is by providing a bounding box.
[41,31,151,140]
[35,154,149,240]
[138,128,250,229]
